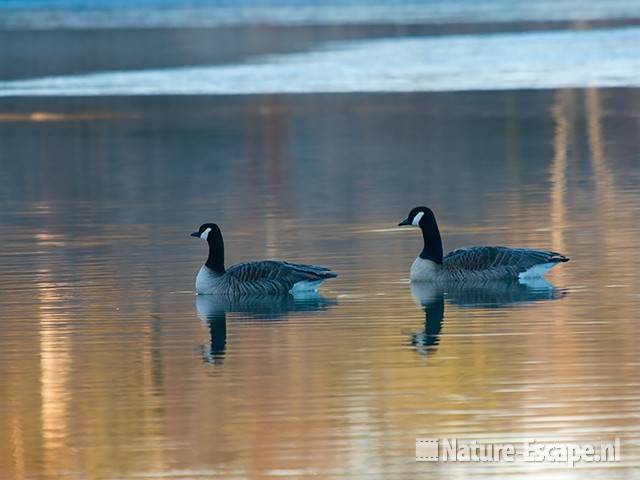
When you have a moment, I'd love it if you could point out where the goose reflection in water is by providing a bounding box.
[410,278,565,356]
[196,293,337,363]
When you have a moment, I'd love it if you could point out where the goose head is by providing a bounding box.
[398,206,444,264]
[398,206,436,227]
[191,223,221,241]
[191,223,226,273]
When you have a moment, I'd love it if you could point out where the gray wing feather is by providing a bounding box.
[224,260,337,295]
[443,246,568,280]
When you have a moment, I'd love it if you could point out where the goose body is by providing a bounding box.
[399,207,569,282]
[191,223,337,295]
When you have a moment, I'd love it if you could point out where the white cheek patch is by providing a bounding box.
[412,211,424,226]
[200,227,212,240]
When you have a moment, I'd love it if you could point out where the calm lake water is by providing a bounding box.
[1,88,639,479]
[2,4,640,478]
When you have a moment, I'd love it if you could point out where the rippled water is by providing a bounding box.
[1,88,639,478]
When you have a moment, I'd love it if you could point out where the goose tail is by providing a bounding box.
[519,251,569,279]
[549,253,570,263]
[285,261,339,279]
[286,262,338,293]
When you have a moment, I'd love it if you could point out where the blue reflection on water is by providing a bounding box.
[2,27,639,95]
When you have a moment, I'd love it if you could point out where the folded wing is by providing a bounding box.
[225,260,338,295]
[443,246,569,279]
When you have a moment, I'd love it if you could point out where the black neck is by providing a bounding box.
[419,215,443,264]
[205,229,226,274]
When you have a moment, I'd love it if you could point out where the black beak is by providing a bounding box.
[190,231,200,238]
[398,218,411,226]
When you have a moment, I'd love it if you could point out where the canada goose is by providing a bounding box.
[398,207,569,282]
[191,223,337,295]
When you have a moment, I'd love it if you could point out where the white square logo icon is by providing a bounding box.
[416,438,439,462]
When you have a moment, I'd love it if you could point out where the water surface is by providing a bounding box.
[1,88,639,478]
[2,0,640,28]
[3,27,640,95]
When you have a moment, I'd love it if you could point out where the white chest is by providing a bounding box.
[410,257,440,282]
[196,265,223,294]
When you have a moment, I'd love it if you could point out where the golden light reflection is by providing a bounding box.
[585,88,615,204]
[0,112,140,122]
[549,89,571,284]
[9,407,25,480]
[37,268,72,479]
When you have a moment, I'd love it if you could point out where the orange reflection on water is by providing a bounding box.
[0,87,639,479]
[37,255,72,477]
[0,112,140,122]
[550,89,570,282]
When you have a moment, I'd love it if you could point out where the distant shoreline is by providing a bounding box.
[2,18,640,81]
